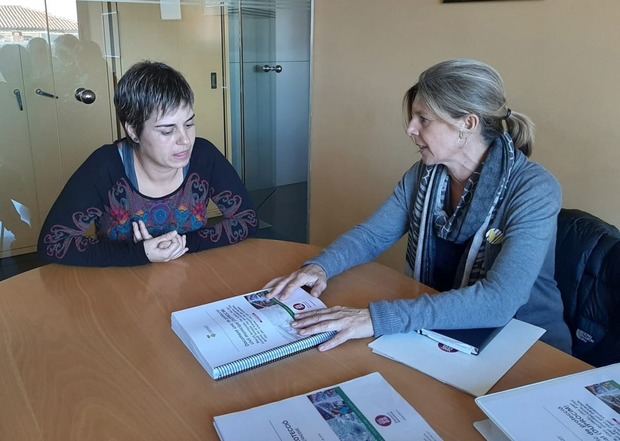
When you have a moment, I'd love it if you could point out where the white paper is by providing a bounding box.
[369,319,545,397]
[214,372,443,441]
[473,419,511,441]
[476,363,620,441]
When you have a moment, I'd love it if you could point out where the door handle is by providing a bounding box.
[74,88,96,104]
[259,64,283,73]
[210,72,217,89]
[13,89,23,111]
[35,88,58,99]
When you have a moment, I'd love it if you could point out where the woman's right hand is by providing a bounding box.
[143,230,188,263]
[264,264,328,300]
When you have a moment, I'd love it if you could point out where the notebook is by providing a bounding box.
[418,325,504,355]
[171,288,336,380]
[369,319,545,396]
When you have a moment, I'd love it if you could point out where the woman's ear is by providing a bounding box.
[124,123,139,143]
[463,113,480,132]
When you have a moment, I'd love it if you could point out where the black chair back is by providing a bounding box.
[555,209,620,366]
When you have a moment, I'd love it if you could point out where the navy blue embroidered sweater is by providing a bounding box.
[38,138,257,266]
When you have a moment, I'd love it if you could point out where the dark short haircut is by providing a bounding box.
[114,61,194,139]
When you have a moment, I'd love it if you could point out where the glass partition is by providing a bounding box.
[227,0,311,242]
[227,0,311,192]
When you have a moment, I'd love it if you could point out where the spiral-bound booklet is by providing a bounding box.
[171,288,335,380]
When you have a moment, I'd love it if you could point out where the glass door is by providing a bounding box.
[0,41,41,254]
[227,0,311,242]
[0,0,65,256]
[0,0,112,257]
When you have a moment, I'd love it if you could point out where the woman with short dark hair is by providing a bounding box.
[38,61,257,266]
[265,59,571,354]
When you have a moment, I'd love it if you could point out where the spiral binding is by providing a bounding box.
[214,331,337,379]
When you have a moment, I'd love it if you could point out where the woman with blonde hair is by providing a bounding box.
[266,59,571,354]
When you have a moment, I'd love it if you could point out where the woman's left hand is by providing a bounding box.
[292,306,374,351]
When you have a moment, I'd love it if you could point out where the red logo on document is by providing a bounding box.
[438,343,458,353]
[293,303,306,311]
[375,415,392,427]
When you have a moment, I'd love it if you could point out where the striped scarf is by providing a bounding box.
[405,133,517,289]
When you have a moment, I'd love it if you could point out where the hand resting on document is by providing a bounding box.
[292,306,375,351]
[264,264,374,350]
[264,263,328,300]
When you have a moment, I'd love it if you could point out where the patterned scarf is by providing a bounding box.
[405,133,517,289]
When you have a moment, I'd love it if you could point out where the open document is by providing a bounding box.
[171,288,335,379]
[214,372,443,441]
[369,319,545,396]
[475,363,620,441]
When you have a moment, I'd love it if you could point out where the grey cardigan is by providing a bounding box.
[308,159,572,353]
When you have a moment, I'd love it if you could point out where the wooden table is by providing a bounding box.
[0,239,590,440]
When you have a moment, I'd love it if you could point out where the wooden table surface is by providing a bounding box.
[0,239,590,440]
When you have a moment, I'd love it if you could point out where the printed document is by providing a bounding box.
[214,372,443,441]
[476,363,620,441]
[172,288,330,378]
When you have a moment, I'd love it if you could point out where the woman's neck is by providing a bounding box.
[133,149,183,197]
[446,137,489,184]
[445,136,489,212]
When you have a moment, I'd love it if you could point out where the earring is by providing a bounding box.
[458,130,464,141]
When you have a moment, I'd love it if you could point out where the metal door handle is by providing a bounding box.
[13,89,23,111]
[260,64,283,73]
[75,88,96,104]
[35,88,58,99]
